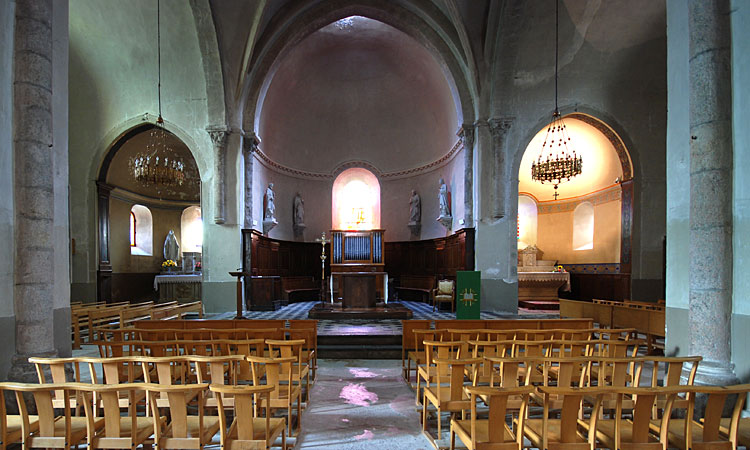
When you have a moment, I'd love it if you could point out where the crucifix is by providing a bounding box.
[315,232,330,304]
[553,184,560,200]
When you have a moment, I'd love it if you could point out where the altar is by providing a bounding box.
[153,274,202,303]
[517,245,570,309]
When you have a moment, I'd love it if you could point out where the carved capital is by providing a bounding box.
[458,124,475,150]
[242,132,260,155]
[206,128,229,148]
[488,117,514,141]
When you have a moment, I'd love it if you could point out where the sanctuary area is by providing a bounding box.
[1,0,750,449]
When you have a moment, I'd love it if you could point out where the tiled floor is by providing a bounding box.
[210,300,560,336]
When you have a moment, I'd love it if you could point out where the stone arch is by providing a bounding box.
[240,1,478,132]
[188,0,228,129]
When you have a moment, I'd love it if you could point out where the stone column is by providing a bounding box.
[10,0,57,381]
[489,118,513,219]
[687,0,737,385]
[208,128,229,224]
[243,132,260,229]
[459,125,475,226]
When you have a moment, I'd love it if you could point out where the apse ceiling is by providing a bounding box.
[106,129,201,202]
[258,16,458,174]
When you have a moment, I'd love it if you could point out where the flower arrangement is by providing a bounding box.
[162,259,177,268]
[195,261,202,271]
[556,265,565,273]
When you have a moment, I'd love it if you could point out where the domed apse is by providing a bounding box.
[259,16,458,174]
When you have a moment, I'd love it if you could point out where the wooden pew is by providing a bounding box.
[395,275,435,302]
[281,276,320,302]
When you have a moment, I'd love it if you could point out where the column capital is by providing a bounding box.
[242,132,261,155]
[206,127,230,148]
[488,117,514,139]
[458,124,475,148]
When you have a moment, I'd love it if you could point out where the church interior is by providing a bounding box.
[2,0,750,448]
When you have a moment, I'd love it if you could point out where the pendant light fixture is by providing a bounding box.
[531,0,582,200]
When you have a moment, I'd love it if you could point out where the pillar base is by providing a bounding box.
[6,351,58,414]
[692,359,739,386]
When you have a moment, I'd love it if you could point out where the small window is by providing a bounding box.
[130,204,153,256]
[181,206,203,253]
[129,211,136,247]
[573,202,594,251]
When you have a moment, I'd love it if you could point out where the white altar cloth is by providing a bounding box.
[517,271,571,291]
[154,274,202,291]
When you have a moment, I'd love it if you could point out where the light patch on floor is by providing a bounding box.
[354,429,374,440]
[349,368,378,378]
[339,383,378,406]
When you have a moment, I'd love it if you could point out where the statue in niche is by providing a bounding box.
[163,230,180,262]
[293,192,305,226]
[408,190,421,225]
[437,177,452,230]
[263,182,278,234]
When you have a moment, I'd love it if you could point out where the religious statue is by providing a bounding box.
[163,230,180,262]
[263,182,278,234]
[437,177,452,230]
[294,192,305,226]
[408,190,421,225]
[265,183,276,221]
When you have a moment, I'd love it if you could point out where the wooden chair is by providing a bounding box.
[422,357,481,442]
[247,355,302,437]
[288,319,319,380]
[651,384,750,450]
[6,382,103,449]
[401,320,432,384]
[585,386,677,450]
[266,339,310,404]
[632,356,701,415]
[406,328,443,388]
[80,383,164,449]
[433,279,455,312]
[0,384,39,450]
[520,386,605,450]
[28,357,87,415]
[146,383,219,450]
[211,384,286,450]
[450,385,533,450]
[417,340,464,406]
[190,355,243,409]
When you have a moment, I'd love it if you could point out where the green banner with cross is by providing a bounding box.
[456,270,481,319]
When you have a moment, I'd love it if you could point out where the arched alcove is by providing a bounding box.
[130,204,153,256]
[518,114,630,268]
[332,168,381,230]
[517,194,538,250]
[181,206,203,253]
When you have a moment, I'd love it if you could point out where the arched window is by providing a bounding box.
[517,195,538,249]
[573,202,594,251]
[130,204,153,256]
[129,211,136,247]
[332,168,381,230]
[181,206,203,253]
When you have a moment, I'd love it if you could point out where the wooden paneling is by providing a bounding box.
[243,229,325,279]
[561,273,631,302]
[385,228,474,280]
[111,273,158,303]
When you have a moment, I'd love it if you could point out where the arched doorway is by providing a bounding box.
[332,168,381,231]
[96,124,201,302]
[517,114,633,305]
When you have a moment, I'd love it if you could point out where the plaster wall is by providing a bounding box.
[731,0,750,383]
[479,0,667,310]
[68,0,238,307]
[0,0,16,378]
[665,0,691,354]
[253,148,465,243]
[52,0,71,357]
[537,199,621,264]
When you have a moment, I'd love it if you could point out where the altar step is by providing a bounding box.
[317,334,402,359]
[518,300,560,311]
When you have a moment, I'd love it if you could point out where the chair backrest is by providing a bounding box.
[146,383,210,449]
[433,358,482,402]
[436,279,454,295]
[685,384,750,450]
[401,320,431,351]
[80,383,144,448]
[3,382,76,449]
[610,386,678,450]
[211,384,275,448]
[483,357,530,388]
[247,356,296,401]
[464,385,534,449]
[538,386,606,450]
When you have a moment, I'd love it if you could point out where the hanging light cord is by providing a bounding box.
[157,0,162,120]
[554,0,559,114]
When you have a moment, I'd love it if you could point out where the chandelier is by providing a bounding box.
[531,0,582,200]
[129,0,185,188]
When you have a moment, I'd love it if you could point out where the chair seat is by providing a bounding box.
[29,416,100,447]
[452,419,514,447]
[522,418,587,449]
[424,386,470,411]
[95,416,163,445]
[4,415,39,444]
[165,416,220,442]
[228,416,286,444]
[649,418,697,450]
[589,419,660,449]
[719,417,750,447]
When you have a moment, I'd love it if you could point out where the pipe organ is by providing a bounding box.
[330,229,387,305]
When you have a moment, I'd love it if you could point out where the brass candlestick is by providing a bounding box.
[315,232,330,304]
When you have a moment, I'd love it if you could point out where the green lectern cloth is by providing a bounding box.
[456,270,480,319]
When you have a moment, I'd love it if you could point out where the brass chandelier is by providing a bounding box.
[531,0,582,200]
[129,0,185,188]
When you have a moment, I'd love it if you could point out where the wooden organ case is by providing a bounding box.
[329,229,387,308]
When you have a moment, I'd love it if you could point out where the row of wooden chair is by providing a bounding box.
[0,381,285,450]
[72,301,204,349]
[444,383,750,450]
[402,325,637,385]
